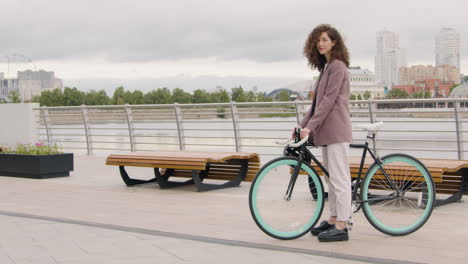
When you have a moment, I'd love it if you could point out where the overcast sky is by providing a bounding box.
[0,0,466,91]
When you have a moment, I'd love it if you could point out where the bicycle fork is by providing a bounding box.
[284,160,303,201]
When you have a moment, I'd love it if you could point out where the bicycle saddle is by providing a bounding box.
[353,121,384,132]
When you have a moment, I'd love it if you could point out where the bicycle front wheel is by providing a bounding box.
[361,154,435,236]
[249,157,325,240]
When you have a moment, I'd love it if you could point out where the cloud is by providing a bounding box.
[0,0,466,73]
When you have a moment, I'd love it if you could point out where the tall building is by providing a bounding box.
[0,70,62,102]
[399,65,459,85]
[17,70,63,101]
[435,27,460,75]
[375,30,407,89]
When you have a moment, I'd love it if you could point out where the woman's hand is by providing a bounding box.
[300,128,311,140]
[291,126,302,139]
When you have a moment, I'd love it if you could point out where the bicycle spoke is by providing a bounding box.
[249,157,325,240]
[361,154,434,236]
[373,196,397,208]
[370,179,393,191]
[404,180,427,193]
[401,196,422,210]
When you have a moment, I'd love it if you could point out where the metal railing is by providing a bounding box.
[35,98,468,160]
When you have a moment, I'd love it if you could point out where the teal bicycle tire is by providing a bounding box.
[361,153,435,236]
[249,157,325,240]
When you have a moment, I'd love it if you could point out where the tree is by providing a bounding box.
[350,94,357,100]
[192,89,211,103]
[154,88,173,104]
[231,86,246,102]
[246,91,256,102]
[256,92,266,102]
[131,90,144,104]
[411,91,431,98]
[123,91,133,104]
[112,86,126,105]
[85,89,110,105]
[39,89,65,106]
[143,90,158,104]
[278,90,291,101]
[357,94,363,100]
[143,88,173,104]
[63,87,85,106]
[363,91,371,100]
[210,90,228,103]
[220,90,231,102]
[173,88,192,104]
[8,91,21,103]
[256,92,273,102]
[385,88,409,99]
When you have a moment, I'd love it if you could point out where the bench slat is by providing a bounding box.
[107,162,207,170]
[108,151,260,164]
[107,158,206,167]
[106,151,260,184]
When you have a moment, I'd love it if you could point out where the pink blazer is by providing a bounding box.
[299,59,352,146]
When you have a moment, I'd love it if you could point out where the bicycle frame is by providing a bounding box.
[288,132,400,206]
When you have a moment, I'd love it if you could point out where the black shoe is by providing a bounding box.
[318,227,349,242]
[310,220,334,236]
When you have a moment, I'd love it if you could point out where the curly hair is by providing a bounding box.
[303,24,350,72]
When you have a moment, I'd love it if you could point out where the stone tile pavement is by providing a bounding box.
[0,213,370,264]
[0,155,466,264]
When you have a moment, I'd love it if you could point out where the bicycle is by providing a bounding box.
[248,122,435,240]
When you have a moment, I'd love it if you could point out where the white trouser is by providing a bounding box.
[321,142,352,222]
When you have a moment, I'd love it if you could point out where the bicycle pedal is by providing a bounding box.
[351,201,359,213]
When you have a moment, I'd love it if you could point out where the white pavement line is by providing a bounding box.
[0,210,421,264]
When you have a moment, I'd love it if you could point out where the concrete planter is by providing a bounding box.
[0,153,74,179]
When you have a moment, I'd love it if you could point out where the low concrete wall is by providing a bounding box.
[0,103,39,147]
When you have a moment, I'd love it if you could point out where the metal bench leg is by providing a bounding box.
[154,168,194,189]
[435,169,468,207]
[192,160,248,192]
[119,166,157,186]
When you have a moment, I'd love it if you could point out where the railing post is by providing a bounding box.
[80,105,92,155]
[454,99,464,160]
[368,99,376,123]
[124,104,135,152]
[294,101,301,125]
[174,103,185,150]
[230,102,241,152]
[40,107,52,144]
[367,99,377,153]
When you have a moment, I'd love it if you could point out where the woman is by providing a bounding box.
[294,24,352,242]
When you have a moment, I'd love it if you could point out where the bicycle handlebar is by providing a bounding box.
[276,135,309,148]
[289,136,309,147]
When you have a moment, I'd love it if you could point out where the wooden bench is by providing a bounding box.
[105,151,261,192]
[311,157,468,206]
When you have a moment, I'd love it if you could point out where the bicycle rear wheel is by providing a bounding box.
[249,157,325,240]
[361,154,435,236]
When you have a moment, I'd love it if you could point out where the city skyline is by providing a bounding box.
[0,0,466,92]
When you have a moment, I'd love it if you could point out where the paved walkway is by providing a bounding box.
[0,213,374,264]
[0,155,466,263]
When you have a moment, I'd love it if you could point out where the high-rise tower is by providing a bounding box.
[375,30,407,88]
[435,27,460,82]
